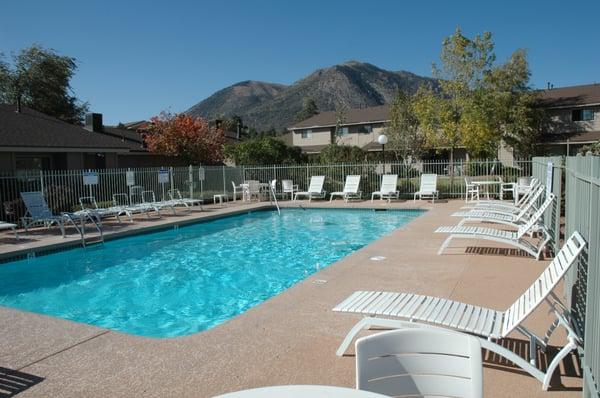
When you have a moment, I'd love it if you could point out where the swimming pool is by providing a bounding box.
[0,208,423,337]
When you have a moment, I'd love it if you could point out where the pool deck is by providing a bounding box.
[0,199,582,397]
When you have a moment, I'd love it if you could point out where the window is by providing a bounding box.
[572,108,595,122]
[336,126,349,136]
[301,129,312,139]
[15,155,51,170]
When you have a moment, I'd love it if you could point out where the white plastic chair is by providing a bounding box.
[413,174,439,203]
[244,180,261,202]
[294,176,326,202]
[330,175,361,202]
[356,328,483,398]
[231,181,244,202]
[464,177,479,203]
[371,174,399,202]
[282,180,298,200]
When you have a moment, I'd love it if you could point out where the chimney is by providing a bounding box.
[84,113,103,132]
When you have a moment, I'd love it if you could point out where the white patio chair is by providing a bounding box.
[371,174,399,202]
[282,179,298,200]
[356,328,483,398]
[79,196,126,224]
[413,174,439,203]
[20,191,67,237]
[330,175,361,202]
[334,231,586,391]
[293,176,326,202]
[464,178,540,211]
[436,193,555,260]
[231,181,244,202]
[112,193,159,220]
[243,180,261,202]
[464,177,479,203]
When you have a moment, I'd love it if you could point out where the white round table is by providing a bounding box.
[215,385,389,398]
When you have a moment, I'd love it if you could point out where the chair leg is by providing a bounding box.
[437,236,453,255]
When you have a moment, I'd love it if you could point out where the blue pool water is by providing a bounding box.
[0,208,423,337]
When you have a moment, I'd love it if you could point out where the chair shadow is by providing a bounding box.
[483,337,582,392]
[0,367,44,397]
[464,246,535,258]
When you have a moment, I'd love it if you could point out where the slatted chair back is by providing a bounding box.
[380,174,398,194]
[20,191,54,219]
[112,193,130,207]
[282,180,294,192]
[501,231,586,336]
[79,196,100,210]
[419,174,438,194]
[343,175,361,194]
[307,176,325,193]
[168,189,183,201]
[516,178,540,206]
[356,328,483,398]
[515,185,545,220]
[516,193,555,239]
[142,190,158,204]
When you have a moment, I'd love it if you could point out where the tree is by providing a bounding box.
[333,102,348,143]
[414,28,542,161]
[144,112,225,164]
[318,144,367,164]
[296,97,319,122]
[386,90,424,162]
[223,136,306,165]
[0,45,88,124]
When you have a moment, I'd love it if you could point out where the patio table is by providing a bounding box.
[215,385,389,398]
[472,180,501,200]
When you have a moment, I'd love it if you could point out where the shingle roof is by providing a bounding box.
[0,105,133,150]
[537,84,600,108]
[289,105,390,129]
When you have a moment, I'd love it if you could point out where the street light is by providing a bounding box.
[378,134,388,165]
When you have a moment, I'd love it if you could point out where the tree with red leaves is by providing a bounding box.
[144,112,225,164]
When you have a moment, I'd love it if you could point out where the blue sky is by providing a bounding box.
[2,0,599,124]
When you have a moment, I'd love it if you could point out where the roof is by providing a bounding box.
[544,130,600,144]
[290,105,390,130]
[298,144,330,154]
[0,104,154,153]
[537,84,600,108]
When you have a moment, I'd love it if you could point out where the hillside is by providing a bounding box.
[186,61,437,131]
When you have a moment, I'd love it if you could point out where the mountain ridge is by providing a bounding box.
[186,61,437,131]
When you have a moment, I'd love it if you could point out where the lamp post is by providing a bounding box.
[378,134,388,165]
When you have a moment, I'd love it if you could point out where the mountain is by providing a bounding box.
[186,61,437,131]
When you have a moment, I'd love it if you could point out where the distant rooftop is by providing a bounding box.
[289,105,390,130]
[537,83,600,108]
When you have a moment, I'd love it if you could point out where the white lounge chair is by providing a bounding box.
[330,175,361,202]
[414,174,439,203]
[371,174,399,202]
[436,193,555,260]
[451,185,546,227]
[0,221,19,240]
[294,176,326,202]
[79,196,127,224]
[168,189,203,211]
[334,231,586,391]
[464,178,540,211]
[20,191,67,237]
[112,193,158,220]
[356,328,483,398]
[282,179,298,200]
[464,184,544,217]
[142,190,177,215]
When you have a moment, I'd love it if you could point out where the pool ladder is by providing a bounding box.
[64,212,104,247]
[268,183,281,215]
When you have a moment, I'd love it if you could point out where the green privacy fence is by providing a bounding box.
[563,156,600,398]
[531,157,563,254]
[0,160,531,222]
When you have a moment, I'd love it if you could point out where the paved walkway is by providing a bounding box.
[0,199,582,397]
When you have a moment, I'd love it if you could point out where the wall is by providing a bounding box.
[544,106,600,135]
[292,127,331,147]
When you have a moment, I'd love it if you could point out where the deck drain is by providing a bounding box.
[313,279,328,285]
[370,256,387,261]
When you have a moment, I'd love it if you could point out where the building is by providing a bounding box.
[537,83,600,155]
[0,105,186,172]
[288,83,600,158]
[288,105,390,154]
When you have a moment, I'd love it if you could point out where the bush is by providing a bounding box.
[224,137,306,165]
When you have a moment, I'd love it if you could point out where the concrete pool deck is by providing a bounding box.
[0,199,582,397]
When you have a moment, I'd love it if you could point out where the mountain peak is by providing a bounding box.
[186,62,437,131]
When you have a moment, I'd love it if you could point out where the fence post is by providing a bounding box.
[39,169,45,196]
[188,165,194,200]
[222,166,226,195]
